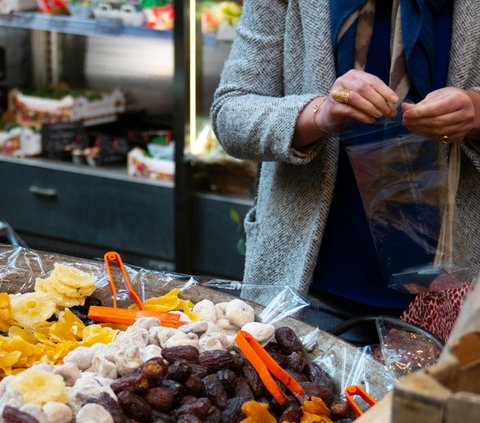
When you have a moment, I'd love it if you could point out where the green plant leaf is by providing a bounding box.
[236,238,246,256]
[229,208,241,225]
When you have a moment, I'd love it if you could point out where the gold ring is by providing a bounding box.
[331,89,350,104]
[440,135,450,144]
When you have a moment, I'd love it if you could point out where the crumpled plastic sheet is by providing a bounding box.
[0,245,309,326]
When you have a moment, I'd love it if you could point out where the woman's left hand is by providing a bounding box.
[402,87,480,143]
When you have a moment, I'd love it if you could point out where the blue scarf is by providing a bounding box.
[330,0,450,100]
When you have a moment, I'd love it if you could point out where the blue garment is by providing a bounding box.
[311,1,452,309]
[330,0,450,99]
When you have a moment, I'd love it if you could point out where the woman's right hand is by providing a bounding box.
[317,69,399,132]
[293,69,399,149]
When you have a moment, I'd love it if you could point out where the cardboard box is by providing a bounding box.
[391,332,480,423]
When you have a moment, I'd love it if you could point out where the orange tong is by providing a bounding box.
[234,330,305,405]
[88,251,184,328]
[344,385,377,416]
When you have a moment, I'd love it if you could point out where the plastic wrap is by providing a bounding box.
[313,345,395,410]
[375,316,443,380]
[342,116,466,293]
[0,245,309,325]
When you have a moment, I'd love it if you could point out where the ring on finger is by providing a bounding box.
[440,135,450,144]
[331,89,351,104]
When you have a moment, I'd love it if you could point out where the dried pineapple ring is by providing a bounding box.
[10,292,57,328]
[36,276,91,299]
[35,286,85,309]
[10,368,67,405]
[52,263,96,290]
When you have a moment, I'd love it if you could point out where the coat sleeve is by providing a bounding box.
[210,0,325,164]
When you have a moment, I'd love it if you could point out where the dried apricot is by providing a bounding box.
[240,400,276,423]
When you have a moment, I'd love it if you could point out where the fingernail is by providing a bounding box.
[389,95,399,104]
[375,110,382,118]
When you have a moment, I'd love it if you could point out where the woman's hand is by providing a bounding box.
[293,69,399,149]
[401,87,480,143]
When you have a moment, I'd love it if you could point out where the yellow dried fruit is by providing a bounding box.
[52,263,96,291]
[303,396,331,417]
[300,412,333,423]
[9,293,56,328]
[240,401,276,423]
[10,368,67,405]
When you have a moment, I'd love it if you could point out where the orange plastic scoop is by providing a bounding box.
[344,385,377,416]
[88,251,184,328]
[234,330,305,405]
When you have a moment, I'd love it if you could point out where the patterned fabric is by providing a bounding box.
[211,0,480,325]
[331,0,450,100]
[401,284,470,341]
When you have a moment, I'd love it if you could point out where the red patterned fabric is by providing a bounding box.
[401,284,471,341]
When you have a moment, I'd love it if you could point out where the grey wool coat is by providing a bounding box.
[210,0,480,304]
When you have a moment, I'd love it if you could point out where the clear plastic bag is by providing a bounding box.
[343,117,466,293]
[375,316,443,380]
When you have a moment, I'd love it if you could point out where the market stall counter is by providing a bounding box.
[0,245,392,422]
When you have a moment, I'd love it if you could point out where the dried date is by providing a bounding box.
[177,416,202,423]
[185,375,203,395]
[204,406,222,423]
[330,400,356,421]
[160,379,186,403]
[287,351,306,373]
[199,350,234,373]
[2,406,39,423]
[117,391,153,423]
[189,364,208,379]
[220,397,245,423]
[174,397,212,418]
[275,327,303,354]
[234,377,254,401]
[141,357,168,386]
[300,381,333,405]
[216,369,237,393]
[111,373,149,394]
[145,387,175,412]
[264,343,289,367]
[179,396,197,407]
[304,362,334,389]
[202,374,228,409]
[278,403,302,423]
[162,346,199,364]
[242,362,264,397]
[85,392,127,423]
[165,359,191,383]
[151,410,175,423]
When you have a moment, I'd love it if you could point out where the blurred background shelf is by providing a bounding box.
[0,12,172,39]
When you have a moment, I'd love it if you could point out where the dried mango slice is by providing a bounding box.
[240,401,276,423]
[10,293,56,328]
[81,324,117,347]
[300,412,333,423]
[303,397,331,417]
[10,368,67,405]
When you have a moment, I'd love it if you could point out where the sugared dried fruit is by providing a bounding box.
[240,400,276,423]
